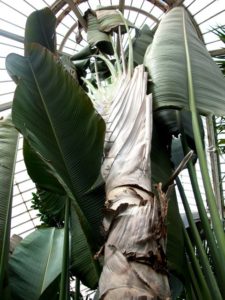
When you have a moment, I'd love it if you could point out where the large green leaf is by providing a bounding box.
[145,7,225,115]
[85,10,114,55]
[6,43,105,202]
[6,44,105,286]
[70,202,101,289]
[78,183,105,245]
[131,24,154,66]
[40,275,60,300]
[71,45,94,61]
[24,7,56,55]
[23,139,65,195]
[96,9,134,33]
[0,116,18,295]
[9,228,63,300]
[24,139,104,243]
[33,188,103,287]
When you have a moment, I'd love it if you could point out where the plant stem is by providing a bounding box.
[182,9,225,258]
[111,35,122,76]
[94,59,101,89]
[75,278,80,300]
[181,135,225,295]
[177,178,222,299]
[206,115,223,217]
[186,260,202,300]
[185,262,199,300]
[118,11,133,77]
[118,26,126,74]
[59,198,70,300]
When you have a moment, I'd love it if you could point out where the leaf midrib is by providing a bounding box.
[28,56,75,197]
[39,228,55,295]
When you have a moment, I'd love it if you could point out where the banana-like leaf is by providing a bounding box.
[96,9,134,33]
[145,7,225,115]
[132,24,154,66]
[6,43,105,202]
[60,55,78,82]
[70,45,95,61]
[24,129,104,283]
[23,120,104,242]
[7,45,105,286]
[24,137,66,226]
[0,116,18,294]
[85,10,114,55]
[40,275,60,300]
[24,7,56,55]
[23,139,65,195]
[78,183,105,245]
[70,202,101,289]
[32,186,103,287]
[9,228,63,300]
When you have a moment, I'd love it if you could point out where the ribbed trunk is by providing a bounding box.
[98,65,171,299]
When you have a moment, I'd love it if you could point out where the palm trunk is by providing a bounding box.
[98,65,171,299]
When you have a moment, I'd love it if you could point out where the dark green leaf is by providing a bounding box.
[40,275,60,300]
[70,45,94,61]
[6,44,106,287]
[132,24,154,66]
[70,202,101,289]
[9,228,64,300]
[6,43,105,202]
[25,8,56,55]
[85,10,114,55]
[23,139,65,195]
[60,55,78,82]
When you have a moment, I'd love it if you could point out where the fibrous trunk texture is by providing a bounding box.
[99,65,170,299]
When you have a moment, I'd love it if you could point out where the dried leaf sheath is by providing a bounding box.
[99,65,170,299]
[102,65,152,193]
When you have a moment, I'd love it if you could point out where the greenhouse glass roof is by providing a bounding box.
[0,0,225,238]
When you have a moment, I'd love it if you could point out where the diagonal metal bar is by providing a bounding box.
[65,0,87,31]
[0,29,24,43]
[147,0,168,11]
[118,0,125,13]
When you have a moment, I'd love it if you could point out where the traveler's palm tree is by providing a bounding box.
[1,5,225,300]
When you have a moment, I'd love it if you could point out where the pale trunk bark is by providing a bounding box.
[98,65,171,299]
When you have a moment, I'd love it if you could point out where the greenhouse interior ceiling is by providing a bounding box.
[1,0,225,299]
